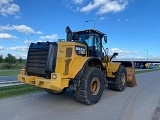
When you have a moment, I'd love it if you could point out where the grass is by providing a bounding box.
[1,68,159,76]
[0,70,20,76]
[0,84,42,99]
[135,68,160,74]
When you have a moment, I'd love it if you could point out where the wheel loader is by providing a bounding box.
[17,26,137,105]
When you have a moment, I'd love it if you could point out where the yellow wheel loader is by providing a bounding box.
[18,26,136,105]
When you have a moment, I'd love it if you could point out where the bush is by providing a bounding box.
[0,54,26,70]
[0,55,3,63]
[0,63,25,70]
[1,63,12,69]
[5,54,16,64]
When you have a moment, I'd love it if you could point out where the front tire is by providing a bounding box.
[109,65,127,91]
[73,67,104,105]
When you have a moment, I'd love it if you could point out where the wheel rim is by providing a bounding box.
[90,77,100,95]
[121,73,126,85]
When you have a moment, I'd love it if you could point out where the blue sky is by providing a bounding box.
[0,0,160,59]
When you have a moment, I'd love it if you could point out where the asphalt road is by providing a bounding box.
[0,76,17,82]
[0,70,160,120]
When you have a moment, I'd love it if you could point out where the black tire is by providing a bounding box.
[110,65,127,91]
[45,88,67,95]
[73,67,104,105]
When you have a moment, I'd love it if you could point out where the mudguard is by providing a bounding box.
[107,61,121,78]
[69,57,103,79]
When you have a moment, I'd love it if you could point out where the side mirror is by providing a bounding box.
[104,36,107,43]
[110,52,118,61]
[113,52,118,57]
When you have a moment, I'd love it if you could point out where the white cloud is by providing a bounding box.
[15,53,27,59]
[0,33,18,39]
[24,40,31,45]
[8,46,27,52]
[76,0,128,14]
[0,24,43,34]
[63,0,82,12]
[0,0,20,16]
[12,25,34,34]
[64,0,128,15]
[35,31,43,34]
[73,0,84,4]
[0,24,13,31]
[100,17,105,20]
[40,34,58,41]
[36,40,43,42]
[110,48,138,54]
[14,15,21,19]
[109,48,142,59]
[0,46,4,50]
[97,0,128,14]
[110,48,124,53]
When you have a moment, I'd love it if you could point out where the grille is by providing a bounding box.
[26,42,58,78]
[66,48,72,57]
[64,48,72,75]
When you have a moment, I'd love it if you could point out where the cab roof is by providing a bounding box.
[73,29,106,37]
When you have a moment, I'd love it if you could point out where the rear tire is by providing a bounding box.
[73,67,104,105]
[109,65,127,91]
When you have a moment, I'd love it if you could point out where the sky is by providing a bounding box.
[0,0,160,59]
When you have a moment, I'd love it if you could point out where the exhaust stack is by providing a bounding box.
[66,26,72,41]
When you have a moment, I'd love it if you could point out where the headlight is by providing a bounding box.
[52,74,57,79]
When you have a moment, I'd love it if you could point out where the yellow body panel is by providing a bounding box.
[17,41,88,92]
[18,69,69,91]
[69,57,90,78]
[56,42,87,78]
[106,61,121,78]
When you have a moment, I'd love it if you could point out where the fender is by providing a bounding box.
[69,57,104,79]
[107,61,133,78]
[107,61,121,78]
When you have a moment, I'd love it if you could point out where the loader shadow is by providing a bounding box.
[35,89,85,105]
[35,88,125,106]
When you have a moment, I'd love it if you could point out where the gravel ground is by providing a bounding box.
[0,70,160,120]
[152,105,160,120]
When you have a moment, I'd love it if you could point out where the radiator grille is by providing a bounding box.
[26,42,57,78]
[64,59,71,75]
[64,48,72,75]
[66,48,72,57]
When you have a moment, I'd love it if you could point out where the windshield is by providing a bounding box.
[79,35,94,47]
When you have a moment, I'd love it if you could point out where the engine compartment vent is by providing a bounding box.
[26,42,58,78]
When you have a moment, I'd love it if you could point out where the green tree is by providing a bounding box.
[5,54,16,64]
[18,57,23,63]
[0,55,3,63]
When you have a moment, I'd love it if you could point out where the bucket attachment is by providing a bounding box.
[126,68,137,87]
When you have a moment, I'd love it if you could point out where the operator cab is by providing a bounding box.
[72,29,107,58]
